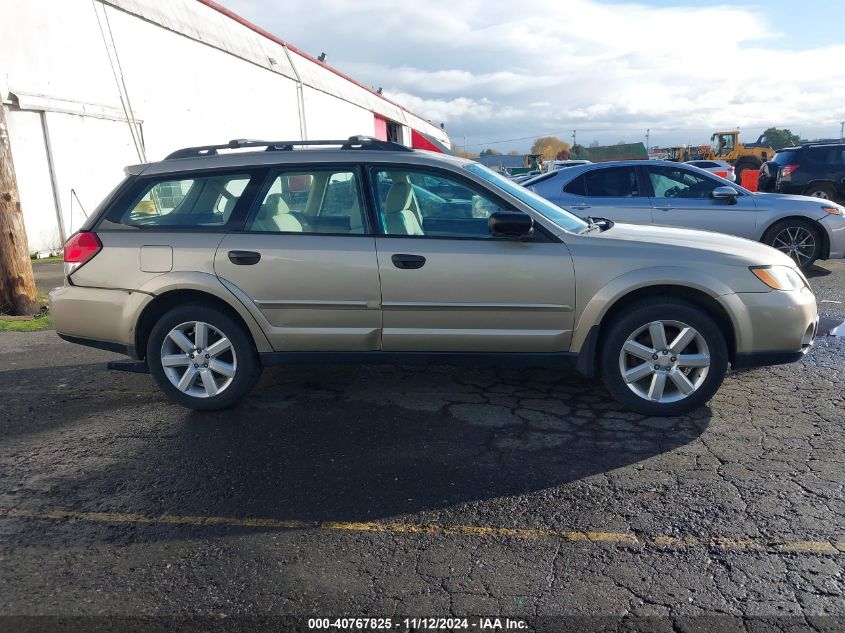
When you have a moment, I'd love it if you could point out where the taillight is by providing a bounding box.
[780,163,800,177]
[64,231,102,265]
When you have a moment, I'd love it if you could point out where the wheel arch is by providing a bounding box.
[760,215,830,260]
[572,274,739,377]
[134,273,272,359]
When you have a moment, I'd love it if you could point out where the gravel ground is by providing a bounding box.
[1,260,844,631]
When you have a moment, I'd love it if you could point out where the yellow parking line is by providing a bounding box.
[774,541,839,554]
[1,507,841,554]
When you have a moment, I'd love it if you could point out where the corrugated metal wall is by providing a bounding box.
[0,0,448,253]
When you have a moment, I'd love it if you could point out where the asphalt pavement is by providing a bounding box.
[2,260,844,630]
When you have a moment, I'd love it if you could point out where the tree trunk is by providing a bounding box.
[0,102,39,316]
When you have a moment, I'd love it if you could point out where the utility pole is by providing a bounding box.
[572,130,577,147]
[0,101,39,316]
[645,128,650,149]
[840,122,844,142]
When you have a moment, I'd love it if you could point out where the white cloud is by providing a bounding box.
[229,0,845,148]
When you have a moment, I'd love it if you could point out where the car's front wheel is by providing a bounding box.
[762,218,822,269]
[147,303,261,410]
[601,300,728,416]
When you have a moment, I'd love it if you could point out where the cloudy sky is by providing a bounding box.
[228,0,845,152]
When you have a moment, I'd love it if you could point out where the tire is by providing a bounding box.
[733,160,760,187]
[762,218,822,269]
[600,300,728,417]
[803,183,837,201]
[147,303,262,410]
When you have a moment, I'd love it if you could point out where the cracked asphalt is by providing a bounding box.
[2,261,844,630]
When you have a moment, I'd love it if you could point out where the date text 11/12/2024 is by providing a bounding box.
[307,617,529,630]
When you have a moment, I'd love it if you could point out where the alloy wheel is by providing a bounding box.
[618,320,710,403]
[771,226,816,267]
[160,321,237,398]
[809,190,831,200]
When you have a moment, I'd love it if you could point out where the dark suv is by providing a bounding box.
[759,143,845,202]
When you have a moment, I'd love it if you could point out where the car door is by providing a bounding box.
[564,166,653,225]
[214,166,382,351]
[369,166,577,352]
[645,164,758,238]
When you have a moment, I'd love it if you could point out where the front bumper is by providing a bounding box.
[723,285,818,365]
[819,213,845,259]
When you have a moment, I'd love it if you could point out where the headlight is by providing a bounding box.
[750,265,806,290]
[821,205,844,216]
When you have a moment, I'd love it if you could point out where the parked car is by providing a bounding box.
[527,160,845,268]
[684,159,735,182]
[548,159,592,171]
[511,171,541,184]
[758,143,845,202]
[52,137,818,416]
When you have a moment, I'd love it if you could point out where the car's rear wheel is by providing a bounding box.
[147,304,261,410]
[601,300,728,416]
[804,183,837,201]
[762,218,822,269]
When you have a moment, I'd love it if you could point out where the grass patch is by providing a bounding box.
[0,313,53,332]
[32,256,63,264]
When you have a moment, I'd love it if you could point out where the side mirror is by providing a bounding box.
[489,212,533,239]
[711,186,739,204]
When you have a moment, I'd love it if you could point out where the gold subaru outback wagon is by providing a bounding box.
[51,137,819,416]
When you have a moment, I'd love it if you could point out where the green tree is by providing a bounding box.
[480,148,502,156]
[761,127,801,150]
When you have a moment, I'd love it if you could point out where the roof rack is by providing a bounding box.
[164,135,413,160]
[800,140,844,147]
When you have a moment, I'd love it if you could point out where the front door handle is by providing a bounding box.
[391,253,426,270]
[653,205,674,211]
[228,250,261,265]
[570,203,591,210]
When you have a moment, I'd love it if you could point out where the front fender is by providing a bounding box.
[570,266,745,353]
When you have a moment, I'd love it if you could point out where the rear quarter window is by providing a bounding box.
[562,175,586,196]
[100,172,253,230]
[773,150,797,166]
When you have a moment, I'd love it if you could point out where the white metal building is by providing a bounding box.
[0,0,450,254]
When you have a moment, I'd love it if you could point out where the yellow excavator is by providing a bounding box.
[697,131,774,183]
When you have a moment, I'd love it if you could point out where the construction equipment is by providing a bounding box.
[509,153,543,176]
[665,132,773,183]
[667,146,693,162]
[701,131,774,183]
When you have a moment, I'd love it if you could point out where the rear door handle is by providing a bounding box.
[391,253,426,270]
[228,250,261,265]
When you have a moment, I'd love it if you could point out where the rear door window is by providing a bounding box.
[584,167,640,197]
[245,168,367,234]
[103,172,254,229]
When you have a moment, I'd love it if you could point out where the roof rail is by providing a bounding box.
[800,139,844,147]
[164,135,413,159]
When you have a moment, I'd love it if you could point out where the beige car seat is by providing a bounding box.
[251,193,303,232]
[383,182,423,236]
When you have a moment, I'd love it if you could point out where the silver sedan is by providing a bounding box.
[527,159,845,268]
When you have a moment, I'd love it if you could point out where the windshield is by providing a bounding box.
[464,163,589,233]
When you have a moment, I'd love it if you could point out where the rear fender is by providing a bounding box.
[137,272,273,352]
